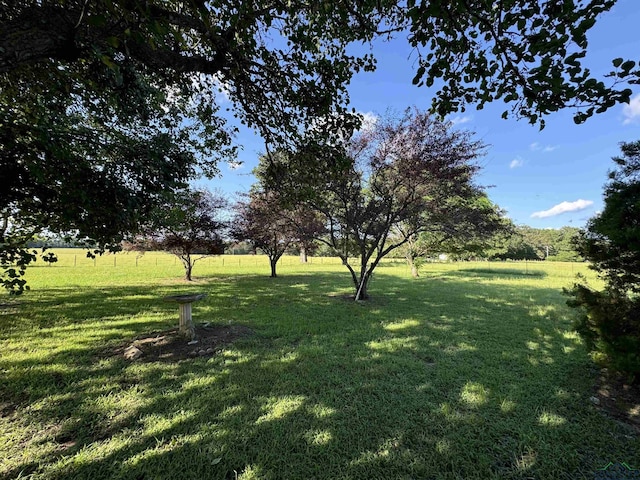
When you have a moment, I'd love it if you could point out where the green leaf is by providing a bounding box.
[106,36,120,48]
[100,56,118,71]
[412,66,425,85]
[621,60,636,73]
[87,14,106,27]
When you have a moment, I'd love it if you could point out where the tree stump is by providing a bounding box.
[163,294,206,340]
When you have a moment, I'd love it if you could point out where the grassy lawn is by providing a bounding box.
[1,253,637,479]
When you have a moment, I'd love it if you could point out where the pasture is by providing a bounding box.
[1,252,637,479]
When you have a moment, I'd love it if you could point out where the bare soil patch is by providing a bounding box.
[114,324,254,362]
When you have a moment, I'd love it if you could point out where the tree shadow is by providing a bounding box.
[1,271,638,479]
[455,267,548,278]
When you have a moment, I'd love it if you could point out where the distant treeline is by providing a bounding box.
[27,226,583,262]
[486,226,582,262]
[383,225,583,262]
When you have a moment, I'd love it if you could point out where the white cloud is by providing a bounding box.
[530,142,558,152]
[227,161,243,171]
[531,199,593,218]
[623,94,640,125]
[358,111,379,132]
[450,115,472,125]
[509,157,524,169]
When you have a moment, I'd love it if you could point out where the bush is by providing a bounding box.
[565,140,640,383]
[566,281,640,382]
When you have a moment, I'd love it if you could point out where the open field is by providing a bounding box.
[1,253,637,479]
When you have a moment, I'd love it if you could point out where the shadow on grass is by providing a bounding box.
[1,270,638,479]
[456,267,548,278]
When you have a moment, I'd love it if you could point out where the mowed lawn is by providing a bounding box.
[1,252,638,479]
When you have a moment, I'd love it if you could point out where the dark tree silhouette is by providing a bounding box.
[567,141,640,382]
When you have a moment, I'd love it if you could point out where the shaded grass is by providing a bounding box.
[0,257,637,479]
[457,267,547,278]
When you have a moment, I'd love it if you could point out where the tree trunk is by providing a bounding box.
[355,258,370,300]
[183,255,193,281]
[300,246,308,263]
[411,262,419,278]
[269,257,278,277]
[355,274,369,301]
[0,6,80,74]
[406,251,419,278]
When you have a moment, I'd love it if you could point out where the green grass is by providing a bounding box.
[0,254,636,479]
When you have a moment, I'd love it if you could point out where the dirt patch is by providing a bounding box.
[113,324,254,362]
[593,369,640,433]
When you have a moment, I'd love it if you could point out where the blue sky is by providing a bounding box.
[205,0,640,229]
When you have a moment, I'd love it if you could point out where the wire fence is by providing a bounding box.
[34,250,586,278]
[38,251,358,269]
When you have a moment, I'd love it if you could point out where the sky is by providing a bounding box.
[204,0,640,229]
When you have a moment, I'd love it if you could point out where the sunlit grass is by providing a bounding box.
[0,254,636,479]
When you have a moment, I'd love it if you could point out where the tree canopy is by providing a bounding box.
[577,140,640,289]
[567,140,640,382]
[2,0,638,293]
[125,189,228,281]
[3,1,636,129]
[232,191,324,278]
[397,195,511,276]
[486,225,582,261]
[263,109,506,299]
[405,0,638,126]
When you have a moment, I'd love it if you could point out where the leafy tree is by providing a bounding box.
[265,109,506,300]
[126,189,228,281]
[252,152,326,264]
[488,232,539,261]
[0,210,57,293]
[482,225,582,261]
[396,195,510,276]
[405,0,638,126]
[232,191,324,277]
[0,0,370,293]
[566,141,640,382]
[1,20,230,293]
[545,227,583,261]
[3,1,635,130]
[290,210,325,264]
[3,0,637,293]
